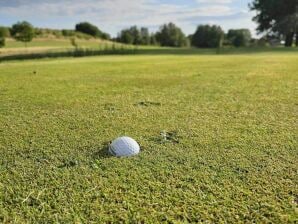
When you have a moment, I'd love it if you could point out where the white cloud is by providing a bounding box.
[196,0,233,4]
[0,0,256,36]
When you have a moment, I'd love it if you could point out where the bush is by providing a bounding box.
[192,25,224,48]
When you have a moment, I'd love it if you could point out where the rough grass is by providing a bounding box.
[0,53,297,223]
[0,38,120,57]
[0,38,140,61]
[3,38,108,49]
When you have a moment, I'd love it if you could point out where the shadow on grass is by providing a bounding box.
[140,46,298,55]
[0,48,138,62]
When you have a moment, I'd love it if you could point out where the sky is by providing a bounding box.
[0,0,257,37]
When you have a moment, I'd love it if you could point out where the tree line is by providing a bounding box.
[116,23,253,48]
[0,21,253,49]
[0,0,297,48]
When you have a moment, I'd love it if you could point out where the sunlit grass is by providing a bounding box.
[0,53,297,222]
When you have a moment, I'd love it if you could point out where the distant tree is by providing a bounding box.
[250,0,298,47]
[130,26,142,45]
[62,29,76,37]
[76,22,101,37]
[75,22,110,40]
[0,30,5,48]
[140,27,150,45]
[0,26,10,37]
[0,27,10,48]
[191,25,224,48]
[188,34,193,43]
[150,33,158,45]
[227,29,252,47]
[101,32,111,40]
[0,38,4,48]
[34,28,43,37]
[11,21,35,47]
[155,23,188,47]
[119,29,134,44]
[117,26,150,45]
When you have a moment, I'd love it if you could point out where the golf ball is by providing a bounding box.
[109,136,140,157]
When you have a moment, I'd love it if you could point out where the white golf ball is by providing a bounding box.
[109,136,140,157]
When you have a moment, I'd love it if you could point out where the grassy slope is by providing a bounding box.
[0,53,297,223]
[4,38,107,48]
[0,38,119,56]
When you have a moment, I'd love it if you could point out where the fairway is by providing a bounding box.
[0,53,297,222]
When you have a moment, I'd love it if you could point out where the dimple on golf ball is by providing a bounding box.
[109,136,140,157]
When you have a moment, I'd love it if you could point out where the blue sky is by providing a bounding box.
[0,0,257,37]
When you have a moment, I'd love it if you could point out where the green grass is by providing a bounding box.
[0,52,297,223]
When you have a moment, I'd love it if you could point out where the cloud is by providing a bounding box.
[0,0,256,36]
[196,0,233,4]
[0,0,232,19]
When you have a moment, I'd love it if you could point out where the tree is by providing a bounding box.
[191,25,224,48]
[101,32,111,40]
[0,27,9,48]
[117,26,150,45]
[155,23,188,47]
[140,27,150,45]
[250,0,298,47]
[150,33,158,45]
[118,29,134,44]
[130,26,142,45]
[75,22,110,40]
[0,32,5,48]
[11,21,35,47]
[227,29,252,47]
[75,22,100,37]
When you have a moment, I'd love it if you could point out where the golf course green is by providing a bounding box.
[0,52,297,222]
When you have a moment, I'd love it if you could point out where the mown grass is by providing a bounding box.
[0,53,297,223]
